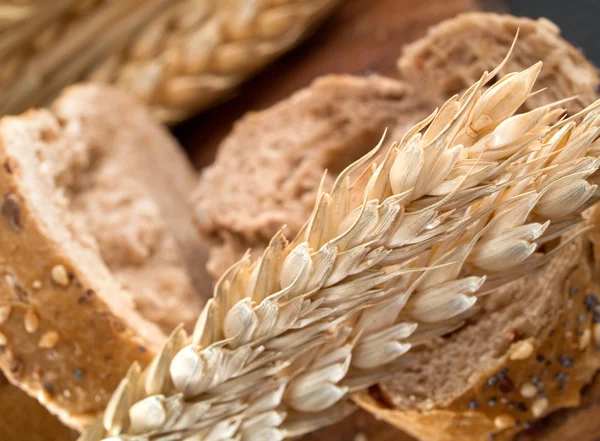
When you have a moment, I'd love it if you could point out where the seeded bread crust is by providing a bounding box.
[0,85,206,430]
[514,374,600,441]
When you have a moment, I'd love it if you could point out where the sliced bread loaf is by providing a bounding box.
[0,84,207,430]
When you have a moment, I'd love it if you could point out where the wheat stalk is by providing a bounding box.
[80,52,600,441]
[0,0,340,123]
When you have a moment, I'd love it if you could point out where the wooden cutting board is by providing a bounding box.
[173,0,504,439]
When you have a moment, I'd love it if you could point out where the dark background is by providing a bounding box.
[511,0,600,64]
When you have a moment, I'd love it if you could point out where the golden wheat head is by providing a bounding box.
[81,48,600,441]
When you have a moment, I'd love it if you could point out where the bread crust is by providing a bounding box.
[0,85,206,430]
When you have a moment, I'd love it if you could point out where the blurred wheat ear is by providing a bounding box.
[77,42,600,440]
[0,0,340,123]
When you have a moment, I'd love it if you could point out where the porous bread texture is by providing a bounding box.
[193,13,600,281]
[53,83,213,315]
[0,85,206,429]
[39,84,205,333]
[398,12,599,115]
[193,74,427,278]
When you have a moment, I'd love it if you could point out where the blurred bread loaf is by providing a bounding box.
[0,84,208,432]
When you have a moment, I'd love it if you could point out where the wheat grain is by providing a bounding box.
[0,0,340,123]
[531,397,549,418]
[80,55,600,440]
[24,306,39,333]
[51,264,70,287]
[38,331,60,349]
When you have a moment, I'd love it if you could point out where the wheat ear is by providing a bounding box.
[81,56,600,441]
[0,0,340,123]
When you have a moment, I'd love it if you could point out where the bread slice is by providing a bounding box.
[193,74,431,278]
[0,84,207,430]
[51,85,213,304]
[398,12,599,115]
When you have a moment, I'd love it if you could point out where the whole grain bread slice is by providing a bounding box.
[193,74,431,278]
[398,12,599,115]
[0,84,208,430]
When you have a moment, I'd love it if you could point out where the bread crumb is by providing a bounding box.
[32,280,42,290]
[354,433,368,441]
[0,331,7,346]
[51,265,70,287]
